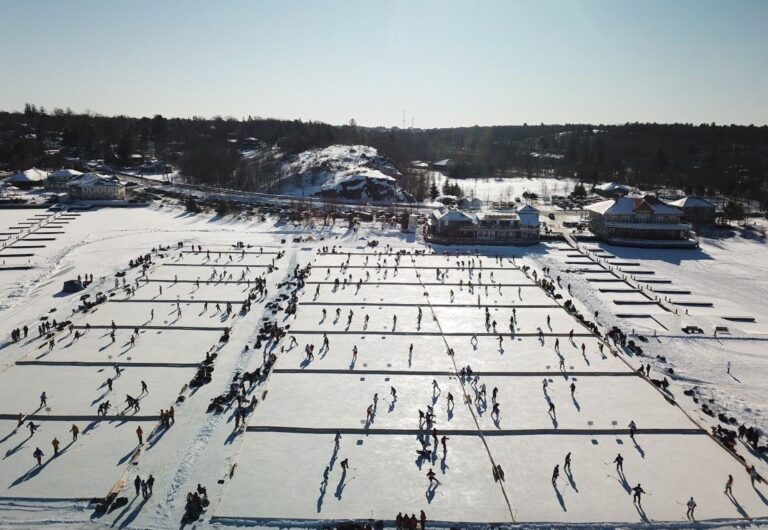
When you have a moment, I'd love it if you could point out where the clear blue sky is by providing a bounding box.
[1,0,767,127]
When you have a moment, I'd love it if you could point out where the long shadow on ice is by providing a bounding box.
[632,438,645,458]
[118,494,150,528]
[4,432,32,459]
[634,502,649,523]
[334,469,349,500]
[566,468,578,492]
[614,470,631,494]
[553,483,566,511]
[316,482,327,513]
[425,482,438,504]
[117,446,139,466]
[440,455,449,474]
[0,427,19,445]
[147,426,170,449]
[8,443,71,488]
[753,485,768,506]
[727,492,749,518]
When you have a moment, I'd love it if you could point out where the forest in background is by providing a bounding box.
[1,104,767,206]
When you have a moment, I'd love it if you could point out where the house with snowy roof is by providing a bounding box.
[585,195,697,247]
[426,207,539,245]
[594,181,635,198]
[6,168,48,189]
[429,159,454,172]
[45,169,83,192]
[668,196,716,227]
[516,204,540,228]
[68,173,126,200]
[428,209,474,232]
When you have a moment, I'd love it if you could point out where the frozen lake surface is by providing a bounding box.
[0,205,765,528]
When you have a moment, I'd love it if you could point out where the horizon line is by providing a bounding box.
[3,105,768,130]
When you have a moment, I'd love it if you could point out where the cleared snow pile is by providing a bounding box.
[278,145,413,202]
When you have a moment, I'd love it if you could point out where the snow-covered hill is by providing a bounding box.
[277,145,413,202]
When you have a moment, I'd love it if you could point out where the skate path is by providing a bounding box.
[409,253,518,523]
[272,368,637,377]
[16,360,201,368]
[246,426,705,436]
[288,330,594,337]
[110,298,253,304]
[299,301,560,308]
[180,250,280,255]
[162,263,272,268]
[73,324,229,331]
[305,281,538,286]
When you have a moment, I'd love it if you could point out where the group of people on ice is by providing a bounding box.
[134,474,155,499]
[395,510,427,529]
[26,423,79,466]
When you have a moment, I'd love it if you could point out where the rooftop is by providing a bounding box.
[668,196,715,209]
[586,195,681,216]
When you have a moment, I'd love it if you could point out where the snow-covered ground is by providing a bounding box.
[0,204,766,528]
[120,169,181,183]
[430,172,577,204]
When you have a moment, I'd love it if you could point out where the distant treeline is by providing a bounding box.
[1,104,767,205]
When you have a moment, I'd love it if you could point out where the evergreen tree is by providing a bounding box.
[185,195,201,213]
[429,182,439,200]
[116,132,135,166]
[572,183,587,197]
[722,201,745,225]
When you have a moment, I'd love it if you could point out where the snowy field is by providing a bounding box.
[0,204,766,529]
[0,209,79,310]
[430,172,577,203]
